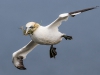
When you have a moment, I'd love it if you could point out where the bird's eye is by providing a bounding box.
[29,26,34,28]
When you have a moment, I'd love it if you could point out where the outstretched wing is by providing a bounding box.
[12,40,38,70]
[48,6,99,28]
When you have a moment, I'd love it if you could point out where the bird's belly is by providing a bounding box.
[30,33,62,45]
[35,38,62,45]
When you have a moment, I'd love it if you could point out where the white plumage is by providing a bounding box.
[12,6,99,70]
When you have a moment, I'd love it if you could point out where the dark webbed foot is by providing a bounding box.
[62,35,73,40]
[50,45,57,58]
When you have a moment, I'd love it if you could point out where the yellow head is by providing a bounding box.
[25,22,40,35]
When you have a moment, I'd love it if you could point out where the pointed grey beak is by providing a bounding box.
[25,27,30,35]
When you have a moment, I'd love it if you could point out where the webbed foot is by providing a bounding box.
[50,45,57,58]
[62,35,73,40]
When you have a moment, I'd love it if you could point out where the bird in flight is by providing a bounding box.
[12,6,99,70]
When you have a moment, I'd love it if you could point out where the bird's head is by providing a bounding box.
[24,22,40,35]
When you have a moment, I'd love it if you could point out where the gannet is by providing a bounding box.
[12,6,99,70]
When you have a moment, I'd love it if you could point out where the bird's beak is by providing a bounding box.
[25,27,30,35]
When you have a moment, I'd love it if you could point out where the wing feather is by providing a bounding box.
[12,40,38,70]
[47,13,69,28]
[47,6,99,28]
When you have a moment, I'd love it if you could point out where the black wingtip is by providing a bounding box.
[13,56,27,70]
[17,66,27,70]
[69,6,99,17]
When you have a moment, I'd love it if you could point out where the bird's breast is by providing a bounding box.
[30,27,62,45]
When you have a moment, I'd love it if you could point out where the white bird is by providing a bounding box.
[12,6,99,70]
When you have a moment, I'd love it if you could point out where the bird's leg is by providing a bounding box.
[50,45,57,58]
[62,35,73,40]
